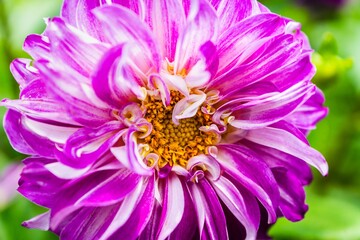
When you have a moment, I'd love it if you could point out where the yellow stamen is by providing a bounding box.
[141,91,217,168]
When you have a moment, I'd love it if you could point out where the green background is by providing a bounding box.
[0,0,359,239]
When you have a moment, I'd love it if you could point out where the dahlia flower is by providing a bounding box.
[2,0,328,239]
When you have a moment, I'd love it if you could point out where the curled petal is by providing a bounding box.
[187,154,221,181]
[148,74,171,106]
[111,127,154,176]
[172,91,206,124]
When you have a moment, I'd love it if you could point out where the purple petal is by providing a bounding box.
[216,82,315,129]
[22,212,50,230]
[245,126,328,175]
[286,87,328,132]
[97,177,147,240]
[174,0,218,73]
[19,79,48,99]
[157,174,185,240]
[272,168,308,221]
[3,110,58,157]
[93,5,161,73]
[111,126,154,176]
[61,0,143,41]
[44,17,107,78]
[165,178,197,239]
[211,176,259,240]
[61,121,125,168]
[217,0,261,31]
[184,41,218,89]
[59,205,120,240]
[244,140,313,185]
[189,179,228,239]
[106,176,155,240]
[211,33,303,93]
[76,169,141,206]
[92,44,146,109]
[2,98,78,126]
[144,0,186,61]
[18,157,66,208]
[213,13,287,77]
[216,144,279,223]
[23,34,50,60]
[10,59,39,87]
[49,169,130,229]
[36,61,111,127]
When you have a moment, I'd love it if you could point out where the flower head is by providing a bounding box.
[2,0,328,239]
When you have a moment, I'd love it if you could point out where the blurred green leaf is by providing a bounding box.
[0,195,57,240]
[270,188,360,240]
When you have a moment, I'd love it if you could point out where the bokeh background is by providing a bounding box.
[0,0,359,239]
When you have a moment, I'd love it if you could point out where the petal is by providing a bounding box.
[213,13,287,77]
[272,168,308,221]
[59,205,120,240]
[106,176,155,240]
[1,98,78,126]
[185,41,218,88]
[111,126,154,176]
[165,179,197,239]
[172,91,206,124]
[93,5,161,74]
[23,117,78,144]
[216,144,279,223]
[92,44,146,109]
[62,121,126,168]
[45,17,107,78]
[3,110,58,157]
[50,169,128,229]
[211,34,303,93]
[23,34,50,60]
[216,0,260,31]
[144,0,186,61]
[216,81,315,129]
[244,139,313,185]
[157,174,185,240]
[286,87,328,132]
[10,58,39,87]
[174,0,218,73]
[187,154,221,181]
[61,0,144,41]
[22,212,50,230]
[189,179,228,239]
[245,126,328,175]
[211,176,259,240]
[18,157,66,208]
[98,177,147,240]
[76,169,141,206]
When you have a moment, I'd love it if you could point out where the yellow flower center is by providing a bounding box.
[142,91,217,168]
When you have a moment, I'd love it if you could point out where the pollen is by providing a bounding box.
[142,91,217,168]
